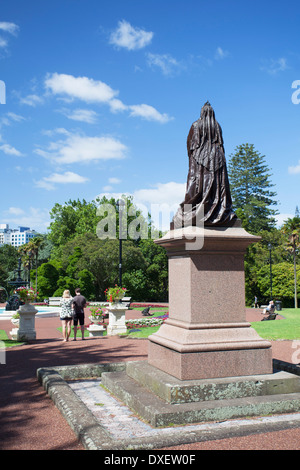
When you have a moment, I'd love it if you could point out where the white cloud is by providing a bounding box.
[0,143,24,156]
[35,171,89,190]
[134,182,186,206]
[288,161,300,174]
[60,108,98,123]
[147,53,181,76]
[20,94,44,106]
[110,20,153,50]
[215,47,229,59]
[0,22,19,35]
[4,207,50,233]
[275,213,294,228]
[97,182,186,231]
[261,57,288,74]
[35,130,128,164]
[109,98,128,113]
[108,177,121,184]
[45,73,118,103]
[7,207,25,216]
[136,181,186,231]
[34,180,56,191]
[44,171,89,184]
[129,104,173,123]
[0,38,7,48]
[0,22,19,51]
[44,73,173,124]
[6,112,25,122]
[0,112,25,127]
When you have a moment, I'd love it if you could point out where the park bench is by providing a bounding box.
[121,297,131,308]
[48,297,61,306]
[261,302,277,321]
[261,312,278,321]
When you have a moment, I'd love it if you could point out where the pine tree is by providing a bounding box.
[228,143,278,233]
[282,216,300,308]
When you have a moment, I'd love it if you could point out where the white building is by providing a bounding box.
[0,224,37,248]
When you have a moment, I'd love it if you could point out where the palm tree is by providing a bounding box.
[19,236,44,294]
[282,217,300,308]
[28,236,44,294]
[18,245,33,287]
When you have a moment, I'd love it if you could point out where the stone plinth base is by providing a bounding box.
[148,341,273,380]
[10,327,19,341]
[148,320,272,380]
[87,324,105,337]
[17,303,37,341]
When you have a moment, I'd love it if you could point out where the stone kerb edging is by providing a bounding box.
[37,362,127,450]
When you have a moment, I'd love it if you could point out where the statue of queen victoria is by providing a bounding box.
[173,102,236,228]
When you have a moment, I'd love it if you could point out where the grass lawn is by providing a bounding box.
[0,330,24,348]
[125,324,161,338]
[127,307,300,341]
[251,308,300,341]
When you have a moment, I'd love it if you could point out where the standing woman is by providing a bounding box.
[59,290,74,342]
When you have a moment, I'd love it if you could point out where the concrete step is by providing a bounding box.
[102,369,300,427]
[126,360,300,404]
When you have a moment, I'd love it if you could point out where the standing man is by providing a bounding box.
[72,288,87,340]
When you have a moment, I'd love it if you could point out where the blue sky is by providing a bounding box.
[0,0,300,233]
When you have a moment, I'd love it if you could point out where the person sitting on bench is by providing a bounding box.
[262,300,275,315]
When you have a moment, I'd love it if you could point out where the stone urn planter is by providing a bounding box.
[107,303,128,336]
[104,286,128,336]
[87,323,105,337]
[88,316,103,325]
[9,314,20,340]
[11,316,20,327]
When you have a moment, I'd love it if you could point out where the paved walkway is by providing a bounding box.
[1,307,300,450]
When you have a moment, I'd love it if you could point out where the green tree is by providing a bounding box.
[34,262,60,298]
[256,262,300,307]
[228,144,278,233]
[0,244,19,289]
[48,198,99,249]
[243,228,287,306]
[138,238,168,301]
[282,217,300,308]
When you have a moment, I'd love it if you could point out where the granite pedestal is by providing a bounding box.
[148,222,273,380]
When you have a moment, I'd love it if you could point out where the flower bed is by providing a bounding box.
[130,303,168,309]
[125,314,168,329]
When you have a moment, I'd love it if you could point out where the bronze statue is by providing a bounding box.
[173,102,236,228]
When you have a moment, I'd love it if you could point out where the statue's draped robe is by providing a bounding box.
[173,114,236,228]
